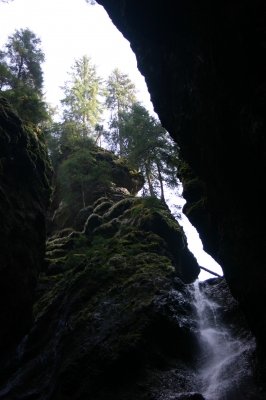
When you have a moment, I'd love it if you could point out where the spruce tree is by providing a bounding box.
[61,55,104,140]
[118,103,179,200]
[105,68,136,156]
[59,143,112,208]
[4,28,44,93]
[59,146,95,208]
[0,28,48,124]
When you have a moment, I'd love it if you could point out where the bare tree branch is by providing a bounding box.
[199,265,222,278]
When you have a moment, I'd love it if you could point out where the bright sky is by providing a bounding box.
[0,0,223,280]
[0,0,154,113]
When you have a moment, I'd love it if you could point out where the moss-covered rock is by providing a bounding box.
[93,200,114,215]
[73,205,94,231]
[48,146,144,232]
[84,213,104,235]
[103,197,139,220]
[0,195,201,399]
[93,217,121,238]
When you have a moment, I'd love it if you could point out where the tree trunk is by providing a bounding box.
[81,180,86,208]
[145,161,154,196]
[118,100,124,157]
[95,127,103,147]
[17,56,24,80]
[156,161,165,202]
[83,114,86,140]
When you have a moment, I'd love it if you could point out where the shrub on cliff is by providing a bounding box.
[59,142,112,208]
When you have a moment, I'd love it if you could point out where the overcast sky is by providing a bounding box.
[0,0,223,280]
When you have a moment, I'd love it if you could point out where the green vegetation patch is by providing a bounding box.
[37,204,179,318]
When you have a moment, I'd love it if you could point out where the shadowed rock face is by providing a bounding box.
[0,194,202,399]
[46,146,145,235]
[0,93,203,398]
[0,98,52,351]
[96,0,266,360]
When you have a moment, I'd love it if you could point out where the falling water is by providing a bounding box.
[193,280,261,400]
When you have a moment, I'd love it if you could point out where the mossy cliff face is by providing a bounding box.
[0,195,202,399]
[0,97,52,350]
[47,146,144,234]
[96,0,266,358]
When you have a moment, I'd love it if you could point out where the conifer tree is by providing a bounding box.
[105,68,136,156]
[4,28,44,93]
[0,28,48,124]
[59,146,95,208]
[118,103,179,200]
[61,55,104,140]
[0,51,12,90]
[59,142,112,208]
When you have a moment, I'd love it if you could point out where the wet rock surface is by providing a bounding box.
[0,195,201,399]
[0,97,52,352]
[96,0,266,370]
[1,252,264,398]
[195,279,265,399]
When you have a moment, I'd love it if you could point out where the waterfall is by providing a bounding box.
[193,280,260,400]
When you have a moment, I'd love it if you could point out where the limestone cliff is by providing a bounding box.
[96,0,266,365]
[0,97,52,351]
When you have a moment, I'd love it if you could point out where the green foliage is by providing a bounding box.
[59,146,94,207]
[122,243,143,257]
[113,103,180,199]
[0,57,12,90]
[44,121,95,168]
[63,234,117,274]
[105,68,137,156]
[131,196,165,219]
[45,56,106,160]
[86,235,110,260]
[105,68,136,114]
[0,28,48,124]
[58,142,112,208]
[63,235,88,271]
[142,195,165,210]
[89,159,112,193]
[3,87,49,124]
[60,55,105,140]
[93,263,114,279]
[73,234,88,248]
[4,28,44,92]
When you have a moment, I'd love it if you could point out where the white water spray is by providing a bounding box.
[193,280,258,400]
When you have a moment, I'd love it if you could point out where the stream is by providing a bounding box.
[0,279,263,399]
[193,280,261,400]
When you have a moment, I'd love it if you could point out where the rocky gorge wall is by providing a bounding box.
[97,0,266,366]
[0,97,52,352]
[0,104,264,397]
[1,0,266,395]
[0,180,262,398]
[0,149,204,398]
